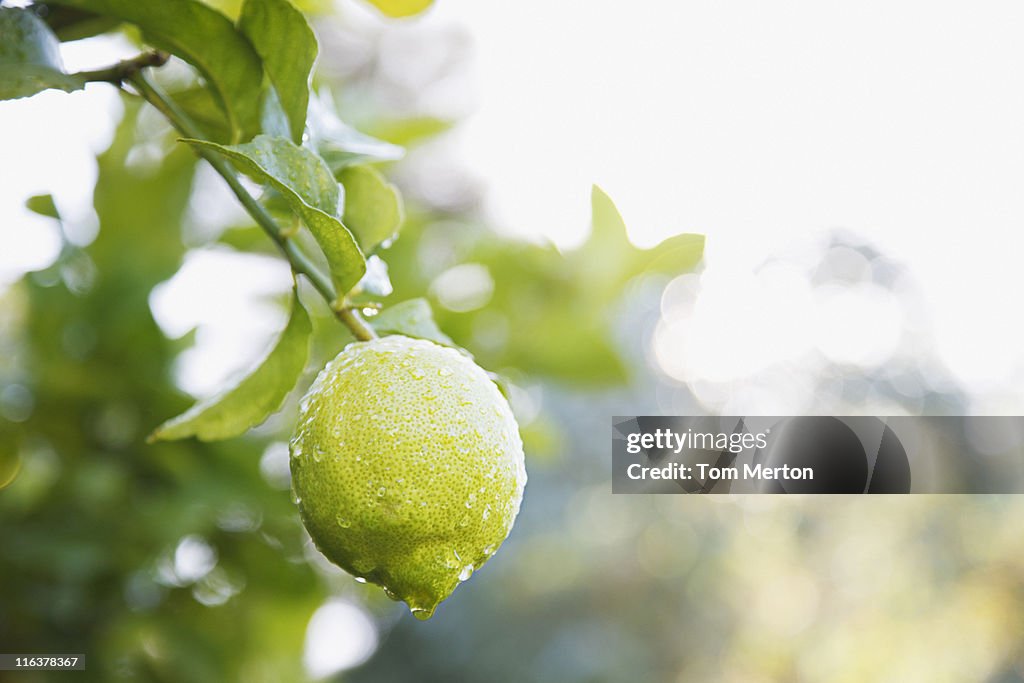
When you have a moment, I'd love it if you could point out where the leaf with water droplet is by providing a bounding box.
[183,135,366,294]
[238,0,316,143]
[340,164,404,252]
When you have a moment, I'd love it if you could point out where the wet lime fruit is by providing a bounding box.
[289,335,527,618]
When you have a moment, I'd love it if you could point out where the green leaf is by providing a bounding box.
[259,86,292,139]
[638,232,705,278]
[576,185,704,297]
[589,185,628,245]
[216,224,278,253]
[371,298,453,346]
[505,316,628,385]
[362,0,434,18]
[339,165,403,252]
[307,91,404,172]
[46,0,263,139]
[150,290,312,442]
[184,135,366,294]
[239,0,317,144]
[42,6,119,42]
[171,87,235,143]
[390,188,703,387]
[0,8,83,100]
[366,115,453,147]
[25,194,61,220]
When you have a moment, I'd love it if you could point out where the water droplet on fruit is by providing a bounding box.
[442,549,461,569]
[458,564,474,581]
[411,607,433,620]
[354,577,367,584]
[336,515,351,528]
[377,487,386,497]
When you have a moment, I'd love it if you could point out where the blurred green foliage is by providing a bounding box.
[2,101,321,681]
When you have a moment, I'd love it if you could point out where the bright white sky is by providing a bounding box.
[2,0,1024,408]
[435,0,1024,408]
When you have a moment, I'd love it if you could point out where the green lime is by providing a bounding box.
[290,335,526,619]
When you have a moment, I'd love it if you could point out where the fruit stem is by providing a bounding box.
[333,299,378,342]
[122,69,377,342]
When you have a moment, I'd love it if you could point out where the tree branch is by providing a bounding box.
[73,51,170,85]
[122,69,377,342]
